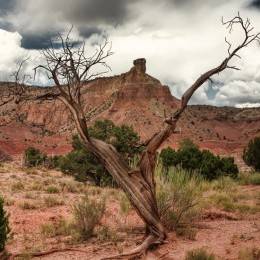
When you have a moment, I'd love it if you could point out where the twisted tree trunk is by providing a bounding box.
[58,95,178,257]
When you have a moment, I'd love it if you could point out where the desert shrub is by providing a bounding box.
[46,186,60,194]
[243,137,260,171]
[58,120,142,186]
[59,180,80,193]
[11,181,24,192]
[0,197,10,252]
[211,176,236,191]
[18,201,37,210]
[248,173,260,185]
[156,164,202,235]
[209,191,260,214]
[238,247,260,260]
[72,194,105,240]
[239,172,260,185]
[160,139,238,180]
[41,218,71,238]
[185,248,215,260]
[43,196,64,207]
[44,155,62,169]
[96,226,119,242]
[24,147,47,167]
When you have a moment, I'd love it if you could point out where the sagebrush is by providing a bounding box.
[72,194,105,240]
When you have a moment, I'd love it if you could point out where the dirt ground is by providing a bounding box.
[0,163,259,260]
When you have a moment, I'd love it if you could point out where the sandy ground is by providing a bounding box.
[0,163,259,260]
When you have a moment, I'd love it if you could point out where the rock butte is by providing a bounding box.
[0,58,259,170]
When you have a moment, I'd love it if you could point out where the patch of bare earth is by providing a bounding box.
[0,163,259,260]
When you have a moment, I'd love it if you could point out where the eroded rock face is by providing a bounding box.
[0,58,260,167]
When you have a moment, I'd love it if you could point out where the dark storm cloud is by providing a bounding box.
[0,20,14,32]
[20,32,61,50]
[61,0,135,25]
[0,0,136,49]
[164,0,223,6]
[249,0,260,9]
[0,0,16,15]
[78,26,104,38]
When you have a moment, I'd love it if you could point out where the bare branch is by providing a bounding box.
[179,13,260,114]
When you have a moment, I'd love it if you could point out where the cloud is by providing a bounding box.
[0,0,137,50]
[0,0,136,35]
[248,0,260,9]
[0,0,259,108]
[20,32,61,50]
[0,29,26,79]
[57,0,135,25]
[78,26,104,39]
[0,0,16,15]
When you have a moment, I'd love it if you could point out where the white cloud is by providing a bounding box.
[0,29,24,79]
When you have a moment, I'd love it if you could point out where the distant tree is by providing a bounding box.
[24,147,47,167]
[178,139,202,171]
[243,137,260,171]
[160,140,238,180]
[160,147,178,172]
[59,148,112,186]
[88,120,141,158]
[59,120,141,186]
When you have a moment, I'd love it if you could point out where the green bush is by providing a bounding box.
[45,155,62,169]
[22,121,141,187]
[58,120,142,186]
[88,120,142,158]
[24,147,47,167]
[160,139,238,180]
[58,149,112,186]
[243,137,260,171]
[0,197,10,252]
[160,147,178,172]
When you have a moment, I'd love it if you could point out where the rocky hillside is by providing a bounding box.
[0,58,260,165]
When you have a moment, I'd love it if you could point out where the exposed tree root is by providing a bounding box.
[101,235,163,260]
[8,247,89,259]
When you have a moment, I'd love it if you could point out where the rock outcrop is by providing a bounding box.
[0,58,260,168]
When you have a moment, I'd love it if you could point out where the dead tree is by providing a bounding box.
[31,15,259,258]
[0,58,31,126]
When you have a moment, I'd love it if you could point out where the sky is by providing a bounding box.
[0,0,260,107]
